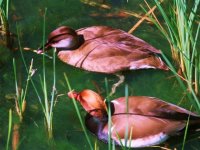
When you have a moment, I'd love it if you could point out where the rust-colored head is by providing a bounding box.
[68,89,107,118]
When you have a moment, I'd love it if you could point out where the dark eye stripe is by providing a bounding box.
[48,33,72,44]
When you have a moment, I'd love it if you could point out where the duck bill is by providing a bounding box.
[37,42,52,54]
[68,90,80,101]
[37,49,45,54]
[37,46,48,54]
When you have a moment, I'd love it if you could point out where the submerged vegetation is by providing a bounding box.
[0,0,200,149]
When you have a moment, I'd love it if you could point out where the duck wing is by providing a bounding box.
[77,26,161,54]
[111,96,200,120]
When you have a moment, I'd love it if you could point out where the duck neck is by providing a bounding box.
[77,34,84,48]
[85,113,108,140]
[106,101,115,116]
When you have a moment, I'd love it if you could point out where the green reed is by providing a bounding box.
[16,8,56,139]
[64,73,93,150]
[6,109,12,150]
[0,0,9,18]
[105,79,132,150]
[104,78,112,150]
[0,0,11,48]
[38,47,56,139]
[145,0,200,112]
[124,84,132,150]
[36,8,57,139]
[181,108,192,150]
[13,58,33,121]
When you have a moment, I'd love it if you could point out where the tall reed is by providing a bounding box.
[64,73,93,150]
[13,58,33,121]
[104,78,112,150]
[16,9,57,139]
[36,8,57,139]
[105,79,131,150]
[0,0,11,48]
[6,109,12,150]
[39,46,57,139]
[145,0,200,112]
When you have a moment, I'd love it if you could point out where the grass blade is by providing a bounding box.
[64,73,93,150]
[6,109,12,150]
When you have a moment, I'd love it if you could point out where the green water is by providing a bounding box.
[0,0,199,149]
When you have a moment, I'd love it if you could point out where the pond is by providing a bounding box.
[0,0,199,149]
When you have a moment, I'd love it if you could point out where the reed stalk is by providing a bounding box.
[105,79,131,150]
[64,73,93,150]
[145,0,200,112]
[11,30,35,150]
[181,108,192,150]
[13,58,33,121]
[16,8,56,139]
[6,109,12,150]
[38,48,56,139]
[36,8,57,139]
[0,0,11,48]
[104,78,112,150]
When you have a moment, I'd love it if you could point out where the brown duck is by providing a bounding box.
[38,26,168,72]
[68,89,200,148]
[38,26,168,94]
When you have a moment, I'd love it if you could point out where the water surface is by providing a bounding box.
[0,0,199,149]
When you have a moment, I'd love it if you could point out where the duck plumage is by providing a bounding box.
[39,26,168,73]
[68,89,200,148]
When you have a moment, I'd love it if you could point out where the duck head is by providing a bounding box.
[37,26,84,53]
[68,89,107,118]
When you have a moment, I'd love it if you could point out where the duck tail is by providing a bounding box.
[156,57,169,71]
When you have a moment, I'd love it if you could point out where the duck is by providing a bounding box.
[38,26,168,73]
[38,26,168,94]
[68,89,200,148]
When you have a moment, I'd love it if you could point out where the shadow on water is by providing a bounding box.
[0,0,199,149]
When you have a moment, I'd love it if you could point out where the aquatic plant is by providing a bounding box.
[0,0,11,48]
[7,26,36,150]
[39,47,57,139]
[6,109,12,150]
[145,0,200,112]
[37,8,57,139]
[15,9,57,139]
[0,0,11,66]
[105,80,132,150]
[13,58,33,121]
[64,73,93,150]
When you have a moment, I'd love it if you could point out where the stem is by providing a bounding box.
[6,109,12,150]
[64,73,93,150]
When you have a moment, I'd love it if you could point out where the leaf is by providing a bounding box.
[0,0,3,7]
